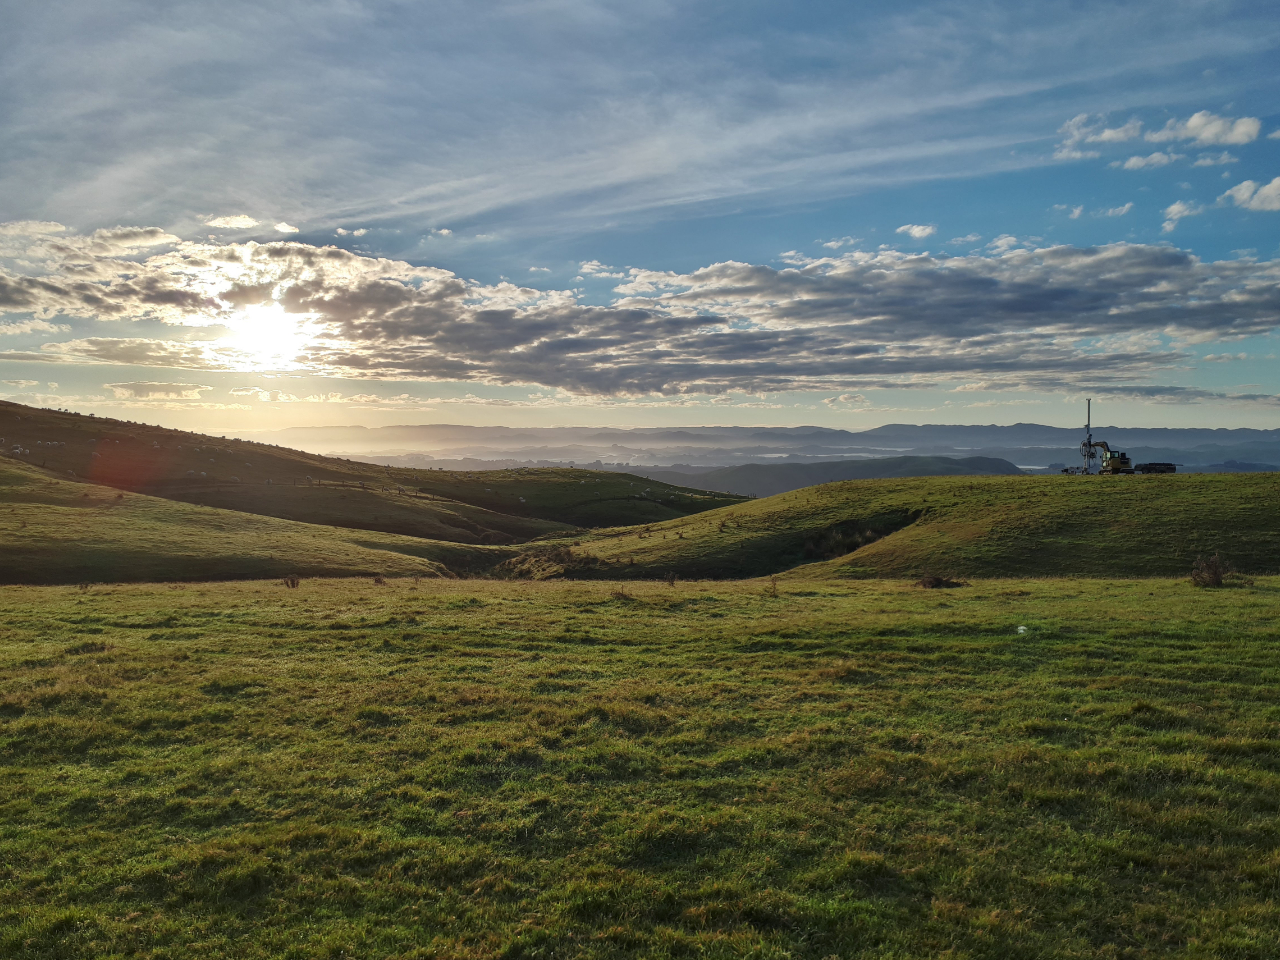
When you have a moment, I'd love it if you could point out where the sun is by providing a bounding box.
[216,301,316,371]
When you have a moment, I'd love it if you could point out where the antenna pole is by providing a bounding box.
[1085,398,1092,474]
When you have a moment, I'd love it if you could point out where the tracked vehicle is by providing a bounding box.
[1060,400,1176,475]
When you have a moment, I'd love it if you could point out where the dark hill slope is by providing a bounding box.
[536,472,1280,581]
[0,401,744,534]
[0,459,509,584]
[638,455,1021,497]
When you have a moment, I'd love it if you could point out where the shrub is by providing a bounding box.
[915,576,967,589]
[282,574,301,589]
[1191,554,1226,588]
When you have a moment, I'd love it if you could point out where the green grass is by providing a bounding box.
[3,574,1280,957]
[0,460,510,584]
[565,472,1280,581]
[1,400,745,534]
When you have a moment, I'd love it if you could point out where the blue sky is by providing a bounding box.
[2,0,1280,432]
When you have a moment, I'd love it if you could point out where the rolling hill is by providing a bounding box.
[0,400,745,537]
[0,458,510,584]
[532,472,1280,581]
[634,455,1022,497]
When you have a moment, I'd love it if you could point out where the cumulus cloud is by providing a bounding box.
[1087,118,1142,143]
[335,227,369,237]
[579,260,626,278]
[104,381,213,399]
[529,266,551,273]
[274,222,300,233]
[5,228,1280,399]
[821,237,859,250]
[1161,200,1202,232]
[1100,203,1133,217]
[1054,114,1101,160]
[895,224,936,240]
[1116,151,1182,169]
[1220,177,1280,211]
[1146,111,1261,145]
[205,215,260,229]
[947,233,981,245]
[1193,151,1238,167]
[1053,204,1083,219]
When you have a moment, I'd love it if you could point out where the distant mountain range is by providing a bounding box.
[246,422,1280,473]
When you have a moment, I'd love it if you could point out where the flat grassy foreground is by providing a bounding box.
[2,577,1280,958]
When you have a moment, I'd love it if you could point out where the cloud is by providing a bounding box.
[1220,177,1280,211]
[205,215,260,229]
[1146,111,1261,145]
[579,260,626,278]
[104,381,213,399]
[947,233,981,245]
[895,224,936,239]
[0,221,66,237]
[335,227,369,237]
[1161,200,1202,232]
[1087,118,1142,143]
[1193,151,1238,167]
[274,222,300,233]
[7,229,1280,399]
[529,266,551,273]
[1116,151,1181,169]
[2,379,39,388]
[0,318,68,335]
[1053,204,1083,219]
[1100,202,1133,217]
[821,237,859,250]
[822,393,868,406]
[1054,114,1101,161]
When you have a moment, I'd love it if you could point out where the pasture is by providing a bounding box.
[3,574,1279,958]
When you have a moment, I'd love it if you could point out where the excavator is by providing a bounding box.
[1061,400,1177,475]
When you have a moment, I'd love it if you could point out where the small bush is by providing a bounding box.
[372,575,386,585]
[1191,554,1226,588]
[282,574,301,589]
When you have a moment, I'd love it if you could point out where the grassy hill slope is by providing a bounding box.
[0,400,745,533]
[0,460,511,584]
[552,472,1280,580]
[638,455,1022,497]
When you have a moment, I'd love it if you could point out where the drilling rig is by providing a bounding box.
[1061,400,1176,475]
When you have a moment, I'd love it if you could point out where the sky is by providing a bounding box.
[2,0,1280,434]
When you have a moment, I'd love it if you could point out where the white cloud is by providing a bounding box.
[822,393,868,406]
[1054,114,1101,161]
[0,318,68,335]
[0,220,66,237]
[579,260,626,278]
[1146,111,1261,145]
[274,222,300,233]
[1192,151,1238,167]
[2,379,39,388]
[1220,177,1280,212]
[1087,118,1142,143]
[529,266,551,273]
[205,215,260,229]
[1116,152,1181,169]
[895,224,936,239]
[1100,203,1133,217]
[431,228,452,236]
[335,227,367,236]
[104,381,213,400]
[821,236,859,250]
[987,234,1020,253]
[946,233,981,245]
[1162,200,1203,232]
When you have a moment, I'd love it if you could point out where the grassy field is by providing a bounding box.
[1,401,744,535]
[3,574,1280,957]
[563,472,1280,581]
[0,460,511,584]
